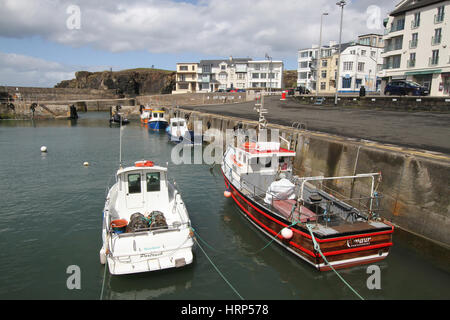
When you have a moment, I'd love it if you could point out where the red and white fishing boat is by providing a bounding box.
[221,95,393,271]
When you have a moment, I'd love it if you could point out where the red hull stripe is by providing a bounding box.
[223,172,393,243]
[229,189,317,258]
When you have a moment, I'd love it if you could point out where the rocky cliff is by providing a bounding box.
[54,68,176,96]
[283,70,297,88]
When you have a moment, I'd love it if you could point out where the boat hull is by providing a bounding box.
[149,120,168,131]
[105,245,194,275]
[222,171,393,271]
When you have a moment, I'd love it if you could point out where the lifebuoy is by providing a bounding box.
[135,160,154,167]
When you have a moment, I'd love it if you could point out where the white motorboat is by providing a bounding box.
[100,160,194,275]
[166,117,194,143]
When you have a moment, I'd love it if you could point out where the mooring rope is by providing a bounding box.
[194,237,245,300]
[306,224,365,300]
[99,262,108,300]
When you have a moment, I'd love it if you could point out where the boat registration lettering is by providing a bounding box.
[347,237,371,248]
[140,252,162,258]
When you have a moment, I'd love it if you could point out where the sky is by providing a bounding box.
[0,0,398,87]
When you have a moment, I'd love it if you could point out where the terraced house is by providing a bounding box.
[379,0,450,96]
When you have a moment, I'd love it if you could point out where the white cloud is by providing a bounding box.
[0,0,395,59]
[0,51,106,87]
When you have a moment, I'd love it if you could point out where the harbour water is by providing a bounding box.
[0,112,449,300]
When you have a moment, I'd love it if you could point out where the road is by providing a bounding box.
[181,95,450,154]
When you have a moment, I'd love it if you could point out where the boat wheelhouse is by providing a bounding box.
[148,110,168,131]
[100,160,194,275]
[140,106,153,125]
[221,97,393,271]
[166,117,194,143]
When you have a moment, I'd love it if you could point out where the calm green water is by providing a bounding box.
[0,112,449,300]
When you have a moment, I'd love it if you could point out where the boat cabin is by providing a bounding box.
[224,141,296,195]
[111,161,170,219]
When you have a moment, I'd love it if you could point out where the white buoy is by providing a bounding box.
[83,162,89,166]
[281,227,293,240]
[40,146,47,152]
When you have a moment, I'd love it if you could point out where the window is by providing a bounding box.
[237,73,245,80]
[410,33,418,48]
[128,174,141,194]
[254,64,261,70]
[412,12,420,28]
[320,82,326,90]
[433,28,442,45]
[350,50,356,55]
[371,51,376,58]
[394,36,403,50]
[298,72,308,79]
[321,60,328,67]
[342,77,352,88]
[355,79,362,88]
[343,61,353,71]
[300,61,308,68]
[179,66,188,71]
[221,65,226,70]
[360,50,366,56]
[431,49,439,65]
[436,6,445,23]
[300,51,309,58]
[408,53,416,67]
[358,62,365,72]
[146,172,160,192]
[260,73,267,79]
[392,55,401,68]
[252,73,260,79]
[321,70,327,78]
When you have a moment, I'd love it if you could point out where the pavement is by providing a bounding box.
[181,95,450,155]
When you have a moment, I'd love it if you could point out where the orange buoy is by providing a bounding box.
[135,160,154,167]
[224,190,232,198]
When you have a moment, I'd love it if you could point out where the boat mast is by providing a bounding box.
[254,92,268,131]
[119,114,123,168]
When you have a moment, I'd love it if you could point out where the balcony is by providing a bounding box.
[407,59,416,68]
[434,13,444,24]
[431,35,441,46]
[409,39,418,49]
[429,57,439,66]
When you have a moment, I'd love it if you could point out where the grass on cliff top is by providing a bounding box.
[103,68,175,74]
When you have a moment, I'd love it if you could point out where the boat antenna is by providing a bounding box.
[119,114,123,169]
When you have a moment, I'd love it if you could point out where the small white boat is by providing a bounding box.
[139,106,152,125]
[100,160,194,275]
[166,117,194,143]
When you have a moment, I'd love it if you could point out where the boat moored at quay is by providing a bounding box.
[221,96,393,271]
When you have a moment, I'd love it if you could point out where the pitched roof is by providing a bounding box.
[390,0,445,16]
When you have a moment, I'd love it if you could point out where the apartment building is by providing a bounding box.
[380,0,450,96]
[247,60,284,89]
[174,63,198,94]
[196,57,252,92]
[300,35,383,94]
[338,41,384,93]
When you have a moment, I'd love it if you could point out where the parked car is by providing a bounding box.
[295,86,310,94]
[286,88,295,95]
[217,89,225,93]
[384,80,429,96]
[237,89,246,92]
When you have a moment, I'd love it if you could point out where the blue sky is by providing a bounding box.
[0,0,395,87]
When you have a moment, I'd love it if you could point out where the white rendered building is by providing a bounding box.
[379,0,450,96]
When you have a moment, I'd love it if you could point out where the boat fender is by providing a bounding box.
[99,248,106,265]
[224,190,232,198]
[281,227,293,240]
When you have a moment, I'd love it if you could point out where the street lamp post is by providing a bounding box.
[334,0,346,106]
[317,12,328,97]
[265,53,272,95]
